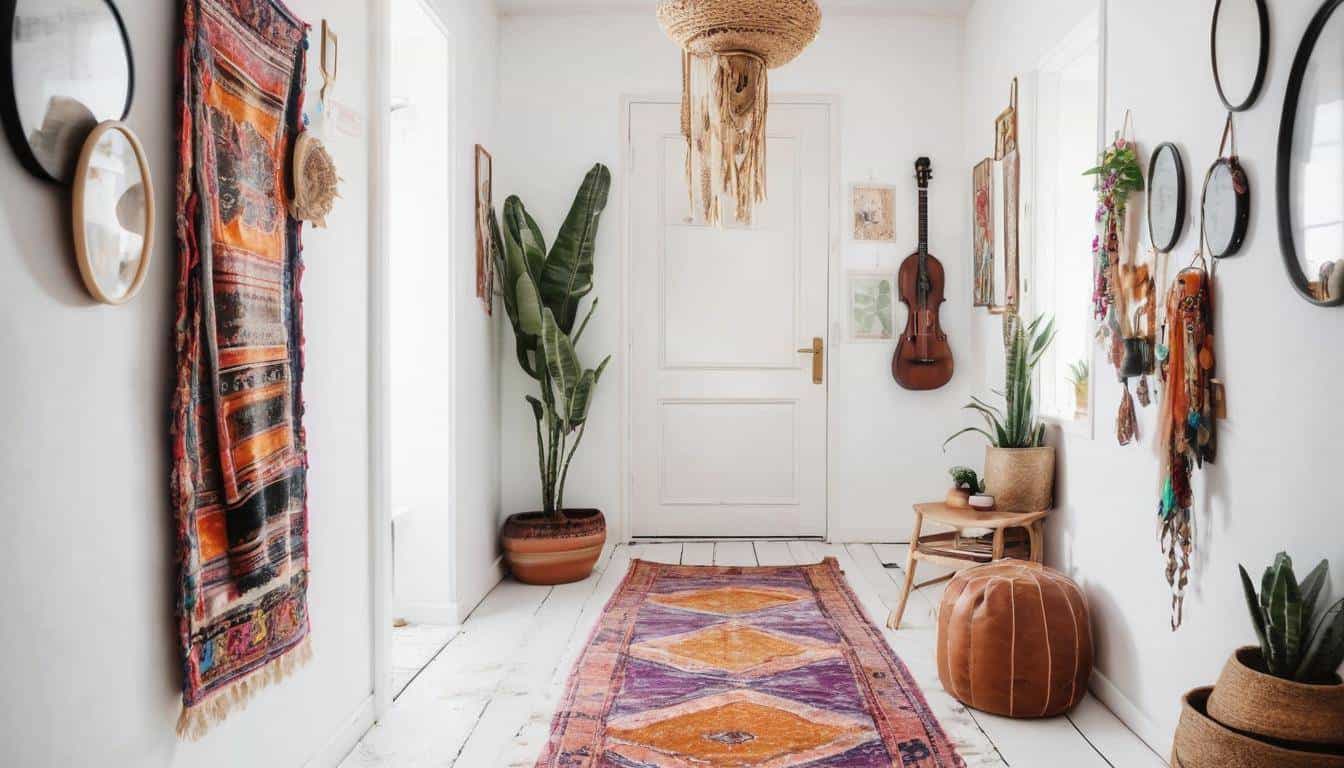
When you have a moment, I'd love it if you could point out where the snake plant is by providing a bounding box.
[945,313,1056,450]
[1240,552,1344,683]
[492,164,612,522]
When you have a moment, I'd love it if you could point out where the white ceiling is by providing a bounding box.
[497,0,973,18]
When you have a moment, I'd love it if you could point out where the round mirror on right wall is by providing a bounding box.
[1212,0,1270,111]
[1278,0,1344,305]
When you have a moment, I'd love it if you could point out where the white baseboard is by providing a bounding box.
[304,694,375,768]
[827,529,910,547]
[394,598,458,626]
[1090,669,1173,761]
[455,555,507,622]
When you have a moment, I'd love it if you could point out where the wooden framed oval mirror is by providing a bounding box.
[1147,143,1187,253]
[0,0,134,183]
[1211,0,1269,112]
[72,121,153,304]
[1278,0,1344,305]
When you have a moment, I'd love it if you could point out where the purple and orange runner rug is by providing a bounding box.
[537,558,965,767]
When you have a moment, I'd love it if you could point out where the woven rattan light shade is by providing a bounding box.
[656,0,821,68]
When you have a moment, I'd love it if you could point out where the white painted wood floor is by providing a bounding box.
[342,542,1169,768]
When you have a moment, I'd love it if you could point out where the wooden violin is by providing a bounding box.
[892,157,954,390]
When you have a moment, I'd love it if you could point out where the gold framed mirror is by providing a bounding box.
[71,120,153,304]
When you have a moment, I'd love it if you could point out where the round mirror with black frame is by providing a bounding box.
[1278,0,1344,306]
[1203,157,1250,259]
[1148,143,1187,253]
[1211,0,1269,112]
[1,0,134,184]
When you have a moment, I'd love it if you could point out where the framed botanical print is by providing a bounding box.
[474,144,493,314]
[972,158,995,307]
[847,271,895,341]
[851,184,897,242]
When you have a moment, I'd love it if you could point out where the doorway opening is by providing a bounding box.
[387,0,456,700]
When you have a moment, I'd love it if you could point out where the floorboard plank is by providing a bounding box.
[713,541,757,566]
[680,542,714,565]
[635,541,683,564]
[753,540,796,565]
[1068,693,1168,768]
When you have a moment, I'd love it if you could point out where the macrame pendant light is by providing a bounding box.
[657,0,821,225]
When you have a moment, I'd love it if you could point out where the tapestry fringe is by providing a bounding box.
[176,636,313,740]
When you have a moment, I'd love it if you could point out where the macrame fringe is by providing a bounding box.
[683,51,767,226]
[175,636,313,740]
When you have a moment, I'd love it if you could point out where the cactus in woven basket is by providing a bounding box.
[944,313,1057,450]
[1239,552,1344,683]
[492,164,612,522]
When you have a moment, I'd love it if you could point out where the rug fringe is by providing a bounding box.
[176,636,313,740]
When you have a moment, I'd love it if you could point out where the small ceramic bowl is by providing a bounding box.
[968,494,996,511]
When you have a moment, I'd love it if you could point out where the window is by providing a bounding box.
[1026,9,1102,430]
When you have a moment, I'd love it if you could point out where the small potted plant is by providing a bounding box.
[1066,359,1088,418]
[1205,552,1344,748]
[945,314,1056,512]
[494,164,613,585]
[946,467,984,509]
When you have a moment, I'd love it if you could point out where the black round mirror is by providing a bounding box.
[1211,0,1269,112]
[1203,156,1250,258]
[0,0,134,184]
[1278,0,1344,305]
[1148,143,1187,253]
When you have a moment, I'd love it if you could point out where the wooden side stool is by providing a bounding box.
[885,501,1050,629]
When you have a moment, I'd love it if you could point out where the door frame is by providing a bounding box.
[617,93,842,543]
[370,0,459,721]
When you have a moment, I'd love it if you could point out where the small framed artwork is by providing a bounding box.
[972,158,995,307]
[474,144,493,314]
[998,149,1021,311]
[851,184,896,242]
[847,271,895,341]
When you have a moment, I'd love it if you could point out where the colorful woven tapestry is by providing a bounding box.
[537,559,965,767]
[172,0,310,738]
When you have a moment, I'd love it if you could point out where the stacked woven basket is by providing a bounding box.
[1172,648,1344,767]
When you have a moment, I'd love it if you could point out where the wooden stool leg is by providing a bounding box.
[887,549,918,630]
[1029,521,1044,563]
[887,513,923,630]
[991,526,1006,561]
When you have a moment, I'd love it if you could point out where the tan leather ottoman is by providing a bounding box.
[936,560,1093,717]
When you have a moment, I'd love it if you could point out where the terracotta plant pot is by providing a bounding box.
[945,488,971,509]
[1172,687,1344,768]
[1206,646,1344,749]
[501,509,606,586]
[983,446,1054,512]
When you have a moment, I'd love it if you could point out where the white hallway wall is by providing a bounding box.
[965,0,1344,754]
[494,9,980,542]
[0,0,501,765]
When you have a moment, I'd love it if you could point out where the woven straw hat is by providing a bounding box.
[289,131,341,228]
[656,0,821,68]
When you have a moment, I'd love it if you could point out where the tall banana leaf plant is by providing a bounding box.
[491,164,612,523]
[945,313,1057,449]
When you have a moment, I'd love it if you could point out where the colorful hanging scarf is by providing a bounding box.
[1155,266,1216,631]
[172,0,310,737]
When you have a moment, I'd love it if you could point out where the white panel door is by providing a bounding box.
[628,101,830,538]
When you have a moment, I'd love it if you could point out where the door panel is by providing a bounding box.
[629,101,830,538]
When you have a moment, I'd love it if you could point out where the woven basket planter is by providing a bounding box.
[1172,687,1344,768]
[655,0,821,68]
[1206,646,1344,749]
[983,446,1054,512]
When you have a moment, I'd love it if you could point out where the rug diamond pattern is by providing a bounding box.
[647,586,806,616]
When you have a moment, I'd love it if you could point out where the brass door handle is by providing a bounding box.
[797,337,823,384]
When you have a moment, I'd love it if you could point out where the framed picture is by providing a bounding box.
[474,144,493,314]
[847,271,895,341]
[972,158,995,307]
[999,149,1020,311]
[320,20,339,104]
[851,184,897,242]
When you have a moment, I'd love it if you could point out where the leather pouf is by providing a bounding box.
[937,560,1092,717]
